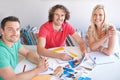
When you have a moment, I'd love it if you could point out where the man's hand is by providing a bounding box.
[37,58,48,72]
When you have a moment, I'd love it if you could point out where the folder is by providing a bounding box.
[51,47,64,52]
[31,74,52,80]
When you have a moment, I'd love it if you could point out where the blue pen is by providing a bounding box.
[89,56,96,65]
[93,57,96,64]
[114,52,120,59]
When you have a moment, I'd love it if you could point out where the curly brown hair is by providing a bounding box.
[48,4,70,22]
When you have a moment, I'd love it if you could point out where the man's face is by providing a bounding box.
[53,8,66,26]
[1,21,20,43]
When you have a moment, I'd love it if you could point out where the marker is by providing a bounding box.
[23,65,26,72]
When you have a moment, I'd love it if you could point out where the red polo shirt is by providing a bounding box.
[38,21,75,48]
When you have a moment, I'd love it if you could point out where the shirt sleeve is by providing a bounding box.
[0,51,10,68]
[64,22,76,35]
[38,25,48,38]
[17,41,22,50]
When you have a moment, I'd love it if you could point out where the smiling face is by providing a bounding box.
[1,21,20,43]
[92,8,105,27]
[53,8,66,26]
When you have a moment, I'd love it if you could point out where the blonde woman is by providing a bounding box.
[87,4,117,55]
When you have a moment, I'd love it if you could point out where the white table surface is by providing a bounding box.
[87,60,120,80]
[15,46,120,80]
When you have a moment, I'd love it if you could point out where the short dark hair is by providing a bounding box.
[1,16,20,30]
[48,4,70,22]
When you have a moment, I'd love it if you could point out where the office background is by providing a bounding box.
[0,0,120,32]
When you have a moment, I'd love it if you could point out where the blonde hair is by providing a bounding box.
[90,4,108,40]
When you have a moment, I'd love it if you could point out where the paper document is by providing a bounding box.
[15,59,54,74]
[80,58,96,71]
[88,52,116,65]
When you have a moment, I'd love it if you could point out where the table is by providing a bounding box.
[88,60,120,80]
[15,46,120,80]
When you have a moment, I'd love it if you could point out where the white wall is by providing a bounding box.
[0,0,120,32]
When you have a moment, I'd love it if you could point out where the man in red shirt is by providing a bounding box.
[37,4,87,61]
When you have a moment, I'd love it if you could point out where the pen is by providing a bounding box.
[93,57,96,64]
[23,65,26,72]
[48,67,54,71]
[114,53,120,59]
[89,56,96,65]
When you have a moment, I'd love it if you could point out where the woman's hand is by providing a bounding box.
[108,26,116,37]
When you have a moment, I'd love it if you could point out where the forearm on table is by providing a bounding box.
[26,51,40,64]
[79,40,87,55]
[37,48,60,58]
[99,36,115,55]
[98,45,113,56]
[103,44,115,55]
[90,36,108,50]
[102,48,113,56]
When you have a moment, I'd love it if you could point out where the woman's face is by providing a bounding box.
[93,8,105,27]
